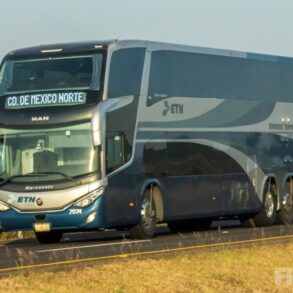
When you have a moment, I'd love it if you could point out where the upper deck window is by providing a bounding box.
[147,50,284,105]
[108,48,145,98]
[0,54,103,95]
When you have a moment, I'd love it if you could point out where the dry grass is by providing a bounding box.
[1,242,293,292]
[0,231,34,241]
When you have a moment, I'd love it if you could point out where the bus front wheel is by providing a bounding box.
[129,189,157,239]
[35,230,63,244]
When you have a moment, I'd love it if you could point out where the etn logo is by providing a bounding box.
[162,101,184,116]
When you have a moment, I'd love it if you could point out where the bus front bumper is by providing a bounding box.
[0,197,105,232]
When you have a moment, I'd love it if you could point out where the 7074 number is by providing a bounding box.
[69,209,82,215]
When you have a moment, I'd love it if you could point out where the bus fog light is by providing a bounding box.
[86,212,97,224]
[0,201,10,211]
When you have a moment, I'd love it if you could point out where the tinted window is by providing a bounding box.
[148,51,209,106]
[230,57,279,101]
[108,48,145,98]
[148,50,288,106]
[167,142,243,176]
[0,54,103,94]
[279,61,293,100]
[143,142,167,177]
[106,132,130,174]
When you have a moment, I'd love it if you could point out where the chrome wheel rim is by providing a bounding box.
[264,192,274,218]
[283,192,293,211]
[140,198,155,229]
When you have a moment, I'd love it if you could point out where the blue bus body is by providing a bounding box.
[0,40,293,242]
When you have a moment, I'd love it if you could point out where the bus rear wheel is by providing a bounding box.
[129,189,157,239]
[254,181,277,226]
[35,230,63,244]
[276,180,293,225]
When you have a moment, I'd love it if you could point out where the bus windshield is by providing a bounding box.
[0,122,100,183]
[0,54,103,95]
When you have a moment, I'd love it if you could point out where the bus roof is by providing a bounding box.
[3,39,293,64]
[3,40,114,60]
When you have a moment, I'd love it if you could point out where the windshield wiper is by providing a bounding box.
[0,171,81,187]
[0,173,45,187]
[29,171,81,185]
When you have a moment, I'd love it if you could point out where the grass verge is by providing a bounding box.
[1,241,293,292]
[0,231,35,241]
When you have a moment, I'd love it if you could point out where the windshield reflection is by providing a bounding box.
[0,122,100,183]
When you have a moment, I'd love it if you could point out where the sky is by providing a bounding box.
[0,0,293,60]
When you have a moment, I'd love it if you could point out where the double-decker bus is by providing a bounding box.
[0,40,293,243]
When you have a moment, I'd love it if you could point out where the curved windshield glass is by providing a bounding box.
[0,123,100,183]
[0,54,103,95]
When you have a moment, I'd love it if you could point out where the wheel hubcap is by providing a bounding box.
[283,192,293,211]
[264,192,274,218]
[140,198,155,229]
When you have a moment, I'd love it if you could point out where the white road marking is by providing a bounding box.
[36,239,151,253]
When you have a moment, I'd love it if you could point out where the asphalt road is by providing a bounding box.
[1,221,293,276]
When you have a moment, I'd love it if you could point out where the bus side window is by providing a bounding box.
[143,142,168,177]
[106,134,125,173]
[108,48,145,99]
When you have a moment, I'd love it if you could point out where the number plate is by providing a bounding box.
[34,223,51,232]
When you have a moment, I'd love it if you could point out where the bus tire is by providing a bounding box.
[275,180,293,225]
[253,181,277,226]
[35,230,63,244]
[129,189,157,239]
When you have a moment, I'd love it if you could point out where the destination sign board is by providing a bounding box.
[5,92,87,109]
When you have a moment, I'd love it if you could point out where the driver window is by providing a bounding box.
[106,133,125,174]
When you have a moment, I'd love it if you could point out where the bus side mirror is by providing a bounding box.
[91,96,134,146]
[92,130,102,146]
[92,110,103,146]
[91,100,113,146]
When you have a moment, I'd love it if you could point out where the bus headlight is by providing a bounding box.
[0,201,10,211]
[73,188,104,208]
